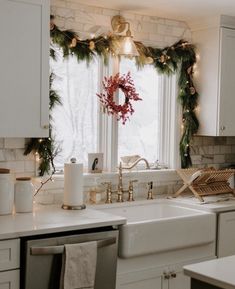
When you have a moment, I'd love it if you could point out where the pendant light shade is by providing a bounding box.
[118,36,139,56]
[111,15,139,57]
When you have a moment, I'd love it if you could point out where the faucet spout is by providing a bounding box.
[122,157,150,170]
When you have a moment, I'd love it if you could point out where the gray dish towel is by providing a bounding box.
[60,241,97,289]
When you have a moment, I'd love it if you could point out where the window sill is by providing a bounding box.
[33,169,180,191]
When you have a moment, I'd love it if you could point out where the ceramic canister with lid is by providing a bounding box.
[15,177,34,213]
[0,168,14,215]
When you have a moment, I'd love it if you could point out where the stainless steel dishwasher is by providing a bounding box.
[21,228,119,289]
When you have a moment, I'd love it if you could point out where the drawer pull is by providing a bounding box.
[30,237,116,255]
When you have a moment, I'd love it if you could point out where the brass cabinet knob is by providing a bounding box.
[42,125,49,129]
[163,272,170,280]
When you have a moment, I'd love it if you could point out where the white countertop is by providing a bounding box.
[0,204,126,240]
[167,195,235,213]
[184,255,235,289]
[1,195,235,241]
[92,196,235,213]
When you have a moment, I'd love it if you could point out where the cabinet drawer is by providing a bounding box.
[0,270,19,289]
[0,239,20,271]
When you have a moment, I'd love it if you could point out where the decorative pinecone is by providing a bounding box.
[189,86,196,95]
[70,38,77,48]
[145,57,154,64]
[89,41,95,50]
[160,54,166,63]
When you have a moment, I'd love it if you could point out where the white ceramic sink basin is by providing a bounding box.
[101,201,216,258]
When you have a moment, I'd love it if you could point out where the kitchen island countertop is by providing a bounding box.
[184,255,235,289]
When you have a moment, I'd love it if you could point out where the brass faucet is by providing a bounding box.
[103,158,150,203]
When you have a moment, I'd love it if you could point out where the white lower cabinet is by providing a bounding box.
[117,247,216,289]
[117,267,164,289]
[0,239,20,289]
[0,270,19,289]
[117,265,189,289]
[0,239,20,271]
[119,277,162,289]
[217,211,235,257]
[168,270,190,289]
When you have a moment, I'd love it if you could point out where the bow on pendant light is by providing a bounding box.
[111,15,139,57]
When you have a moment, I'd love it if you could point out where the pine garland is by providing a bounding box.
[24,16,199,174]
[24,74,61,176]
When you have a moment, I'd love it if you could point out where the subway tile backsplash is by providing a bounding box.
[0,138,35,177]
[0,136,233,179]
[191,136,235,168]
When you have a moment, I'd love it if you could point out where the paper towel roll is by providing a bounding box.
[63,162,84,206]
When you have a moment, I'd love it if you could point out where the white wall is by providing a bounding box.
[50,0,191,47]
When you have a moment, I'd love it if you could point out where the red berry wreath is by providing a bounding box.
[97,72,142,124]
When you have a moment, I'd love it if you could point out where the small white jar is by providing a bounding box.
[15,177,34,213]
[0,169,14,215]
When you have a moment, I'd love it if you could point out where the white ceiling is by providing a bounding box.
[76,0,235,22]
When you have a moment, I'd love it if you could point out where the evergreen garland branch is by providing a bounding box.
[24,73,61,176]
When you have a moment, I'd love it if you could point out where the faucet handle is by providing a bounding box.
[129,179,138,186]
[102,182,112,204]
[147,181,154,200]
[128,180,138,202]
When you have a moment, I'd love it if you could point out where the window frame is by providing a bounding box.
[51,54,181,172]
[98,56,181,171]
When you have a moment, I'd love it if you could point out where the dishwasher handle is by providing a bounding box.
[30,237,117,256]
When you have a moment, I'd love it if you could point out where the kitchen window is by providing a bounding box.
[50,52,180,171]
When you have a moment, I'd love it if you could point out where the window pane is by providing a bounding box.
[50,53,99,168]
[118,58,160,165]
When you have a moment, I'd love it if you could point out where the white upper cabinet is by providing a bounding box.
[0,0,49,137]
[192,15,235,136]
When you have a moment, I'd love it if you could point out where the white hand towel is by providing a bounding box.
[60,241,97,289]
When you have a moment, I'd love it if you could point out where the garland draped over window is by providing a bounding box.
[24,16,199,175]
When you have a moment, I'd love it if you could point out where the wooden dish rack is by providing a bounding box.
[173,168,235,202]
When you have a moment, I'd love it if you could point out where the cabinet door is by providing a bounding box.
[0,270,19,289]
[117,277,162,289]
[0,239,20,271]
[168,271,190,289]
[217,211,235,257]
[0,0,49,137]
[116,268,163,289]
[219,27,235,136]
